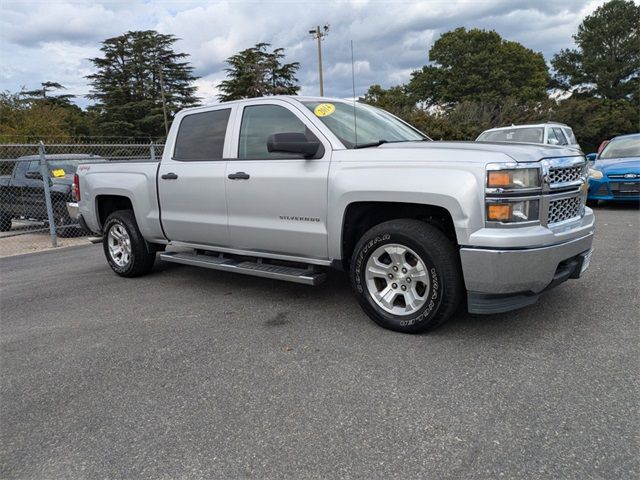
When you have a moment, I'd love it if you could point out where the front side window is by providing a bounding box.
[174,109,231,161]
[551,128,568,145]
[302,101,426,148]
[238,105,319,159]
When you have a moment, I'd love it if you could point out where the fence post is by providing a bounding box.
[150,141,156,162]
[38,141,58,248]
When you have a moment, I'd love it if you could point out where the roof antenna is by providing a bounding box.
[351,40,358,148]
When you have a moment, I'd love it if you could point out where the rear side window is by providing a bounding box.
[173,109,231,161]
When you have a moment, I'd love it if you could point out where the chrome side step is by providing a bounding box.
[159,251,327,285]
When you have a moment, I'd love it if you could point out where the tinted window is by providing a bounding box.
[239,105,318,159]
[174,109,231,161]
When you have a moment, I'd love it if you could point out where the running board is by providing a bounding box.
[159,251,326,285]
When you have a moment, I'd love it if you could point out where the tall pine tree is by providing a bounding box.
[218,43,300,101]
[87,30,199,138]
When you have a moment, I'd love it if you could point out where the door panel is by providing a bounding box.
[157,107,232,246]
[225,158,330,258]
[158,162,229,245]
[225,102,331,259]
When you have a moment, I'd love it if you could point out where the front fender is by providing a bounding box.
[328,164,484,259]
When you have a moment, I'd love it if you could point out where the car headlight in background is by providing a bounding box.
[588,168,603,180]
[486,200,540,223]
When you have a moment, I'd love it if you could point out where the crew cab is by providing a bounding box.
[73,96,595,333]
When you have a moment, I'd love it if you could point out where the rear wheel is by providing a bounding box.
[350,219,464,334]
[103,210,155,277]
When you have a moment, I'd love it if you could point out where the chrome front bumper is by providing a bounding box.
[461,231,594,314]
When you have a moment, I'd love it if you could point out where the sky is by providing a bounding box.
[0,0,608,108]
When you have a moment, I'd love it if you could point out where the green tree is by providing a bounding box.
[217,43,300,101]
[87,30,199,138]
[21,81,76,107]
[363,84,416,116]
[408,27,549,107]
[552,0,640,100]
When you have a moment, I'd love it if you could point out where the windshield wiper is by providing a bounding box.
[353,140,388,149]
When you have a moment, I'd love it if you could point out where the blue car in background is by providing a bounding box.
[586,133,640,205]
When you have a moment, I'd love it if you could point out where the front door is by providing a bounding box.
[158,107,233,246]
[225,102,331,260]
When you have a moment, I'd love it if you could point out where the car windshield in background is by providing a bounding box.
[302,101,427,148]
[599,136,640,159]
[478,127,544,144]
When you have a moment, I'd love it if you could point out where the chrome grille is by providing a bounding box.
[548,165,583,185]
[548,196,583,224]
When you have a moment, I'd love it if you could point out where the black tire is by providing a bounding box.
[102,209,155,277]
[586,199,598,208]
[0,212,12,232]
[350,219,464,334]
[53,201,75,238]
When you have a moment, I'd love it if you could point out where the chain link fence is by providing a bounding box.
[0,142,164,257]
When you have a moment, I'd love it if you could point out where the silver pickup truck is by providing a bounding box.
[71,96,595,333]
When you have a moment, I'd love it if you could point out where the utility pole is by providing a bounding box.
[309,24,329,96]
[158,66,169,136]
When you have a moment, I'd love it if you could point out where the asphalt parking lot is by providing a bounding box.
[1,205,638,479]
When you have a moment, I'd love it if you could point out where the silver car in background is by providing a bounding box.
[477,122,581,152]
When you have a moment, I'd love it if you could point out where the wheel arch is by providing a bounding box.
[339,201,459,270]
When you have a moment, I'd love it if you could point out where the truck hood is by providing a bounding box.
[377,140,583,163]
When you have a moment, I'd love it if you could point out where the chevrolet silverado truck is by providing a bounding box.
[72,96,595,333]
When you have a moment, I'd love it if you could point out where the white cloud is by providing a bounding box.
[0,0,609,107]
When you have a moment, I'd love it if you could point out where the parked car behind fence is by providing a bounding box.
[0,143,163,250]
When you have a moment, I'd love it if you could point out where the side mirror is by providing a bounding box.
[267,132,321,158]
[585,153,597,162]
[25,171,43,180]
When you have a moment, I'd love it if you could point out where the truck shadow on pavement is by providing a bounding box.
[154,258,577,340]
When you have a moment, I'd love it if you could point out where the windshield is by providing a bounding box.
[478,127,544,144]
[599,135,640,159]
[302,101,427,148]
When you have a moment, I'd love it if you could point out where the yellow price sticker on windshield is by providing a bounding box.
[314,103,335,117]
[51,169,66,177]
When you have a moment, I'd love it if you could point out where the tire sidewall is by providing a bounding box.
[351,230,445,333]
[103,216,136,275]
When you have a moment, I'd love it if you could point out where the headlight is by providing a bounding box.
[487,167,540,190]
[588,168,603,180]
[486,200,539,223]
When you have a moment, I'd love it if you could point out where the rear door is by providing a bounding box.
[157,107,234,246]
[224,100,331,259]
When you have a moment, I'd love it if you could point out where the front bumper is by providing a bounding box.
[461,232,594,314]
[588,177,640,201]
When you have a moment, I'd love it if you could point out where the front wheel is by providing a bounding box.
[350,219,464,334]
[103,210,155,277]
